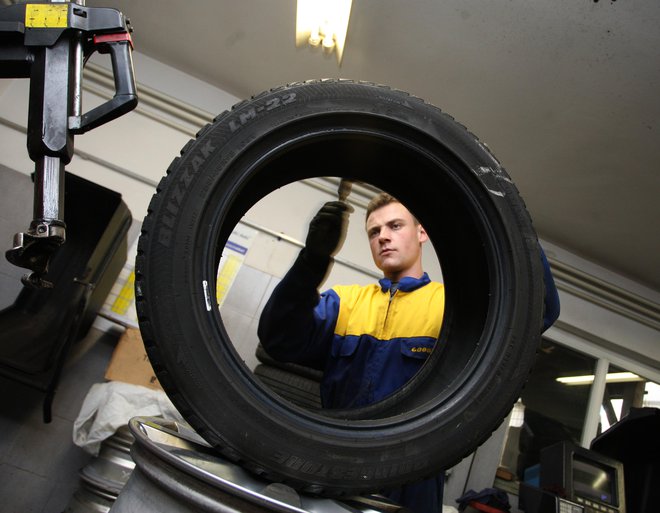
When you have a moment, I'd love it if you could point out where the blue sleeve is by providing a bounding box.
[257,250,339,370]
[541,246,560,332]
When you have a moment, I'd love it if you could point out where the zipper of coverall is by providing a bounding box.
[382,284,399,337]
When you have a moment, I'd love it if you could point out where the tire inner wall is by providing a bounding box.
[211,135,493,414]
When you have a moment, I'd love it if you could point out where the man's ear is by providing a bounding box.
[418,224,429,244]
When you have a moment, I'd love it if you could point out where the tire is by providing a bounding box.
[135,79,544,496]
[253,364,322,410]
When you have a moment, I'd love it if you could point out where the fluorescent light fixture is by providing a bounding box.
[296,0,352,65]
[556,371,644,386]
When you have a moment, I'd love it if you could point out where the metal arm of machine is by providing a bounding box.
[0,1,137,288]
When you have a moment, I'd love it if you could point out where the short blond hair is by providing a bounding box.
[366,192,398,220]
[366,192,419,224]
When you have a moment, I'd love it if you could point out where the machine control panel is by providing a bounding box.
[574,495,619,513]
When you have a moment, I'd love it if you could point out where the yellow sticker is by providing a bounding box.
[216,254,242,306]
[25,4,68,29]
[111,271,136,316]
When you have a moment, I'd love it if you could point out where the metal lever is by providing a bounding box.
[0,2,138,287]
[69,31,137,134]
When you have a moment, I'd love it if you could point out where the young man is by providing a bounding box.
[258,193,447,512]
[258,192,444,410]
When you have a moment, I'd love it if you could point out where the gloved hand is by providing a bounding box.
[304,201,353,260]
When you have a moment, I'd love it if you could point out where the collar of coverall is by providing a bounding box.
[379,272,431,293]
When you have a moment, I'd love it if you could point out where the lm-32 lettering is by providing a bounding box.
[228,93,297,132]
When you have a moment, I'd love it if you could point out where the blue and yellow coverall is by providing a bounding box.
[258,250,446,512]
[258,250,445,409]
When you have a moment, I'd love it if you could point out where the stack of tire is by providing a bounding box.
[253,344,322,410]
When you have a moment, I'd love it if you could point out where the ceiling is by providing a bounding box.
[86,0,660,292]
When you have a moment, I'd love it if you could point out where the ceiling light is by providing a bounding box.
[556,371,644,386]
[296,0,352,65]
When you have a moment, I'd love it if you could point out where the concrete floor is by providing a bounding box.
[0,327,120,513]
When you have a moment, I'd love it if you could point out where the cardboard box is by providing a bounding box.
[105,328,163,391]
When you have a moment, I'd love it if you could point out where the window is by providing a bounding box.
[499,339,596,481]
[600,365,660,432]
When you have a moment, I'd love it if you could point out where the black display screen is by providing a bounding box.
[573,456,616,505]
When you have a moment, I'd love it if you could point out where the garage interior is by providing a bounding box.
[0,1,659,512]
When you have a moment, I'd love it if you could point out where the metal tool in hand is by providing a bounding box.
[338,178,353,202]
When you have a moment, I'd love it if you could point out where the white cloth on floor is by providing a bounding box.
[73,380,184,455]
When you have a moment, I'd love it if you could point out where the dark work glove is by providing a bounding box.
[304,201,353,261]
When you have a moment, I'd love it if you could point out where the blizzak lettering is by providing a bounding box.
[158,139,216,247]
[169,184,185,212]
[228,93,297,132]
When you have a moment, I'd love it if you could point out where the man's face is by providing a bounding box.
[366,202,428,280]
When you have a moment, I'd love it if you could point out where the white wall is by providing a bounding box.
[542,240,660,382]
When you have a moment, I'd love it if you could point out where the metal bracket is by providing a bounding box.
[0,1,137,287]
[6,221,65,288]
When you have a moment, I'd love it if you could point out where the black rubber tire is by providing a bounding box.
[135,79,544,496]
[253,364,322,410]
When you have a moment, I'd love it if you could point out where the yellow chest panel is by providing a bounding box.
[332,282,444,340]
